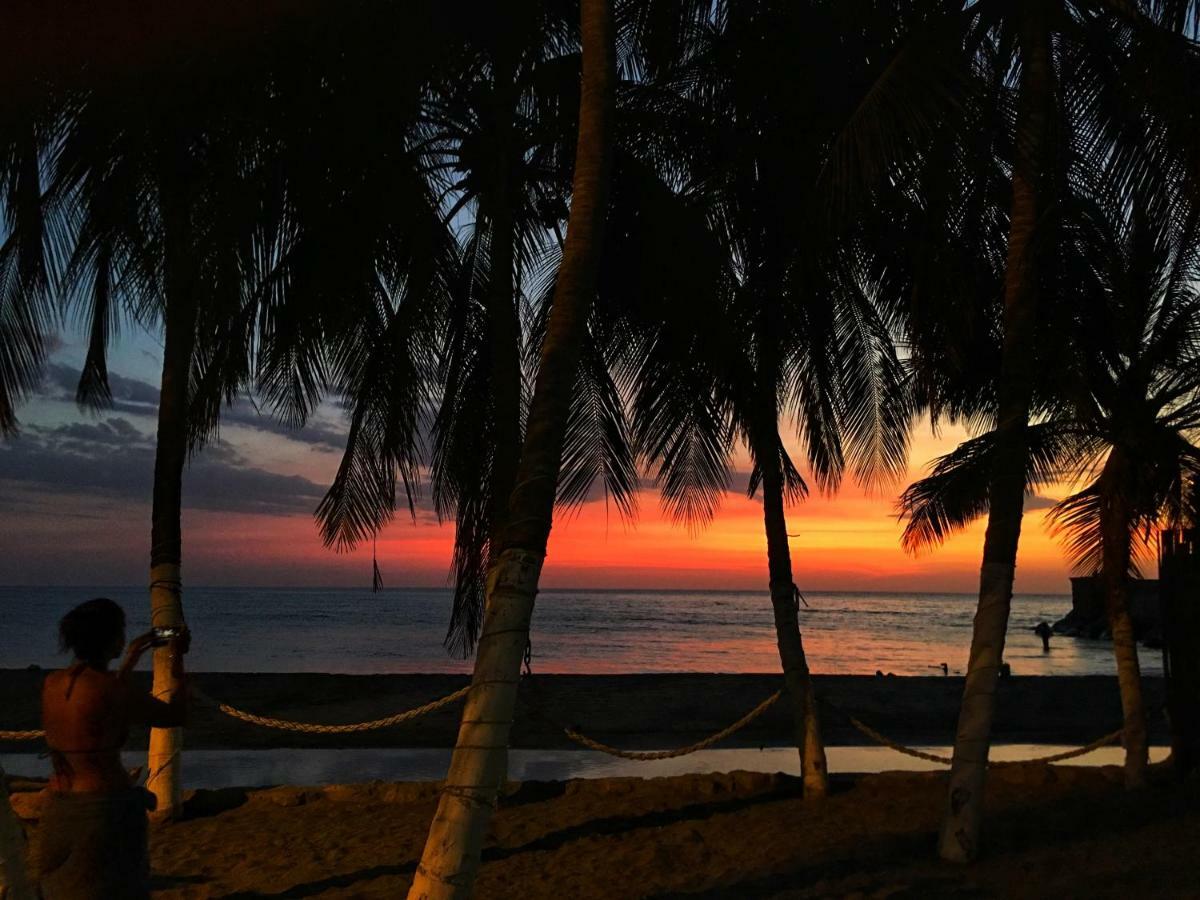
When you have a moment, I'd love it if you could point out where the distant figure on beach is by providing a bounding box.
[1034,621,1053,652]
[30,598,190,900]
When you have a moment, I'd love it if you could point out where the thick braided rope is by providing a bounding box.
[991,728,1125,766]
[190,684,471,734]
[562,689,781,761]
[0,730,43,742]
[847,717,954,764]
[847,715,1125,766]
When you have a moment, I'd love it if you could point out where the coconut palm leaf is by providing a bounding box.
[557,317,638,518]
[899,421,1103,553]
[316,243,450,550]
[0,110,67,434]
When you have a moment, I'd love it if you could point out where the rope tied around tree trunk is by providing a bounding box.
[189,684,472,734]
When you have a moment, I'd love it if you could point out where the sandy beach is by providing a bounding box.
[7,762,1196,898]
[7,670,1187,896]
[0,671,1169,751]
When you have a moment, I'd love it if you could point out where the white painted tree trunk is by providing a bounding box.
[146,562,184,817]
[937,560,1014,861]
[408,549,541,898]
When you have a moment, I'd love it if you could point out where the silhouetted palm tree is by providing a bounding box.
[900,182,1200,789]
[1048,188,1200,787]
[837,0,1200,860]
[43,44,278,814]
[407,2,617,896]
[312,1,642,657]
[49,3,462,814]
[617,0,915,796]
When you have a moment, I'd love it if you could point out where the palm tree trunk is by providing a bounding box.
[0,774,34,900]
[1099,449,1148,788]
[751,410,827,797]
[938,1,1052,863]
[146,185,198,820]
[477,68,521,780]
[406,2,615,896]
[487,64,522,553]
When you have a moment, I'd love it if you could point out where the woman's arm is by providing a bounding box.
[125,631,190,728]
[117,632,157,681]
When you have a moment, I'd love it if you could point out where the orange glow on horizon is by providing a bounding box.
[170,420,1081,594]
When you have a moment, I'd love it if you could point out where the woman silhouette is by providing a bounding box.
[30,598,189,899]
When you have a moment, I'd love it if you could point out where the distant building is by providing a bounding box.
[1052,576,1162,646]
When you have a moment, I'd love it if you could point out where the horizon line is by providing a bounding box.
[0,583,1073,596]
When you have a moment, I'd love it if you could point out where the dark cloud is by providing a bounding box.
[41,363,159,417]
[214,400,348,452]
[39,363,348,451]
[0,416,328,516]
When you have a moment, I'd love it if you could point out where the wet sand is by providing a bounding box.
[10,763,1198,898]
[0,670,1167,750]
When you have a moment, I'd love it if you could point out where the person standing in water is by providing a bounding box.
[30,598,189,899]
[1034,621,1053,653]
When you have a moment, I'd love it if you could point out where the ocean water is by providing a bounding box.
[0,586,1160,677]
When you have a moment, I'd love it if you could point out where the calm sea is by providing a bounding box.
[0,586,1158,677]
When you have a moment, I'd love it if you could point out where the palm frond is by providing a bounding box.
[557,315,638,519]
[899,421,1095,553]
[1047,482,1109,575]
[0,113,61,434]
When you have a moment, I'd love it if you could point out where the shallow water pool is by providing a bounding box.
[1,744,1170,789]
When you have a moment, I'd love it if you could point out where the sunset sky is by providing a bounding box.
[0,325,1078,593]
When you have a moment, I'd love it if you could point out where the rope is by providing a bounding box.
[144,749,181,791]
[0,732,43,743]
[846,717,954,764]
[561,690,782,761]
[846,714,1125,766]
[1,679,1125,770]
[991,729,1125,766]
[189,684,471,734]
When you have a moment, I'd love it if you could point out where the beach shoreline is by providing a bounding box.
[0,670,1167,750]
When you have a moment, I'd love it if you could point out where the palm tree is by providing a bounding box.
[900,182,1200,789]
[44,40,280,817]
[311,2,641,659]
[415,4,612,653]
[1047,188,1200,787]
[612,0,913,797]
[68,3,464,812]
[406,0,616,895]
[836,0,1200,860]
